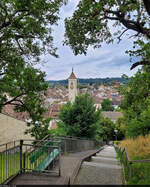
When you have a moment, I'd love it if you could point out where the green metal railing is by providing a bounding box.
[0,135,99,184]
[0,140,21,184]
[0,139,61,184]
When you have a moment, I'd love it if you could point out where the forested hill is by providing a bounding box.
[47,77,127,85]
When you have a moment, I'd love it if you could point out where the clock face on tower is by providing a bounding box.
[70,82,74,89]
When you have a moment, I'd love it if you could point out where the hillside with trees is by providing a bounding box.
[47,77,127,85]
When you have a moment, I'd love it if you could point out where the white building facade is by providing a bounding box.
[68,69,78,103]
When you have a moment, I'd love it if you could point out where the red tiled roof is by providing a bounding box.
[2,102,63,122]
[102,112,123,121]
[2,104,29,121]
[44,104,63,119]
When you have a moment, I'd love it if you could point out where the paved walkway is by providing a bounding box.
[8,149,101,185]
[74,145,123,185]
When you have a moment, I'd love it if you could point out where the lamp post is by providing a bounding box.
[114,129,118,141]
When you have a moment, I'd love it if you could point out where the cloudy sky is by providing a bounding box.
[36,0,139,80]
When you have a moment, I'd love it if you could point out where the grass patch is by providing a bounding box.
[119,134,150,160]
[116,134,150,185]
[113,141,120,145]
[128,163,150,185]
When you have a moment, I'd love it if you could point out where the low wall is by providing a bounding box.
[0,113,32,145]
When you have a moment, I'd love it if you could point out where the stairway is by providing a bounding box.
[74,145,123,185]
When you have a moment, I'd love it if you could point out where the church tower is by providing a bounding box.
[68,69,78,103]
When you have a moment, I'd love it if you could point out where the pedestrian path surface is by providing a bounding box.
[74,145,123,185]
[8,149,101,185]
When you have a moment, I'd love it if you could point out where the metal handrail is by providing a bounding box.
[0,135,99,184]
[23,143,60,149]
[0,138,61,184]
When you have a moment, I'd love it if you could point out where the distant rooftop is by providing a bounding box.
[102,111,123,121]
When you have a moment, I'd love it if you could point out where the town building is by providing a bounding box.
[102,111,123,123]
[68,69,78,103]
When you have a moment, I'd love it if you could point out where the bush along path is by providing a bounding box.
[74,145,123,185]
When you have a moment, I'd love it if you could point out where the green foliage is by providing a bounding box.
[0,0,64,60]
[64,0,150,70]
[113,141,120,145]
[128,163,150,185]
[0,60,48,117]
[0,0,63,110]
[101,99,114,111]
[116,148,150,185]
[115,117,126,140]
[126,40,150,69]
[0,0,65,139]
[25,118,51,140]
[0,58,50,140]
[65,0,150,55]
[57,93,100,139]
[97,115,115,142]
[120,67,150,138]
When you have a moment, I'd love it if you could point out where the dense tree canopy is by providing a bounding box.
[0,60,48,120]
[96,114,115,142]
[101,99,114,111]
[64,0,150,69]
[57,93,100,138]
[120,66,150,137]
[0,1,64,114]
[0,0,65,138]
[0,0,63,62]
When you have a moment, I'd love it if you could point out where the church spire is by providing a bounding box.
[68,68,77,79]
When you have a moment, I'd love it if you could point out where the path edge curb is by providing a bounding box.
[69,147,104,185]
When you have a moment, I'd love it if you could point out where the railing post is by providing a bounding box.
[58,144,61,176]
[0,152,2,184]
[129,162,132,181]
[20,140,23,173]
[64,140,67,154]
[121,151,123,162]
[23,153,26,173]
[6,143,7,180]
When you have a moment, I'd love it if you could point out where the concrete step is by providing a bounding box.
[97,151,116,156]
[91,156,119,165]
[96,153,117,159]
[74,163,123,185]
[74,146,123,185]
[98,149,116,153]
[9,173,59,185]
[83,161,122,170]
